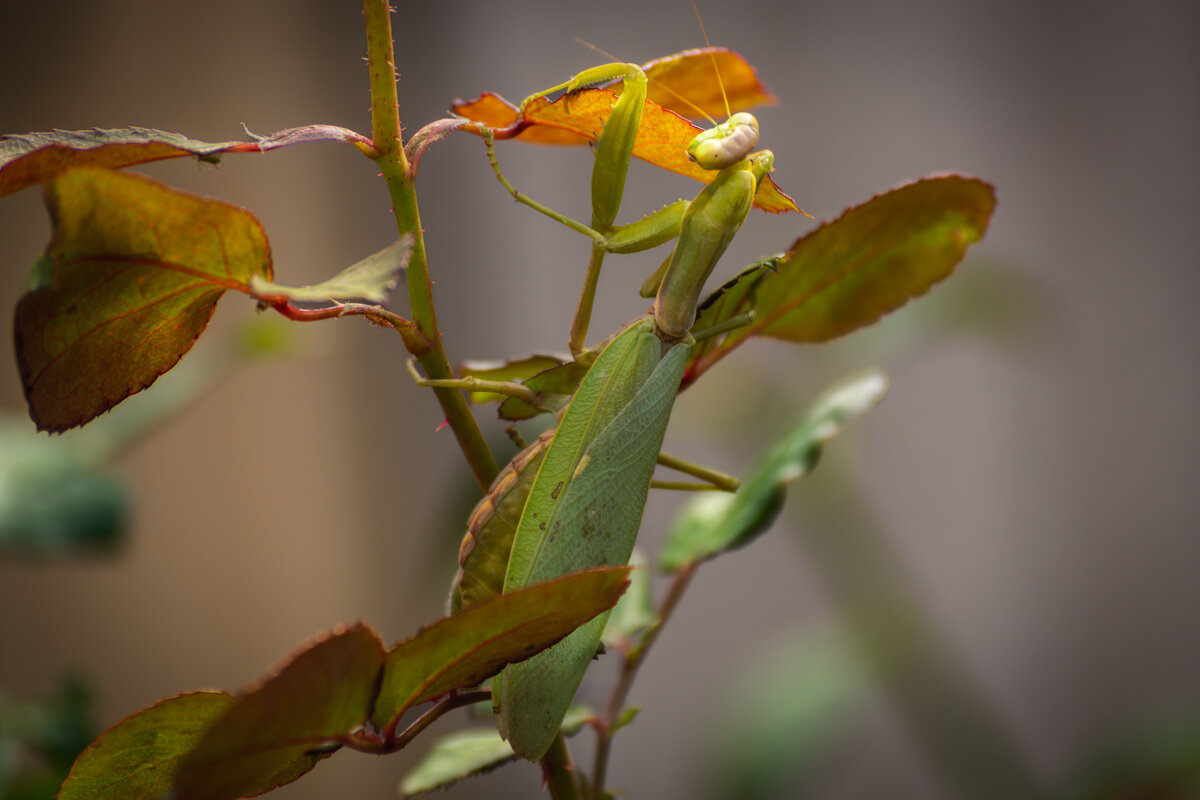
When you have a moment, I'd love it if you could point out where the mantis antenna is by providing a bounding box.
[691,0,733,121]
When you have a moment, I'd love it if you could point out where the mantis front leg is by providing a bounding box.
[486,62,689,355]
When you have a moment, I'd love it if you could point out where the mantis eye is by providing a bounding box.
[686,112,760,169]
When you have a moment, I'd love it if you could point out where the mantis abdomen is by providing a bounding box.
[450,428,554,613]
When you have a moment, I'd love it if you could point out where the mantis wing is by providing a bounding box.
[495,321,691,760]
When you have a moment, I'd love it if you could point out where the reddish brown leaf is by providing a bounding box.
[687,175,997,386]
[57,691,234,800]
[404,118,470,175]
[371,567,631,735]
[14,166,272,431]
[0,125,371,198]
[172,623,386,800]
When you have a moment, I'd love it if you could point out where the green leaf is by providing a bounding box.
[660,369,888,571]
[56,691,234,800]
[687,175,995,386]
[172,623,386,800]
[14,166,272,432]
[612,706,641,734]
[399,728,519,797]
[0,125,372,197]
[248,235,411,304]
[398,706,595,797]
[601,549,655,649]
[371,567,631,734]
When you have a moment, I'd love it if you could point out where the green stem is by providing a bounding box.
[542,733,581,800]
[362,0,498,491]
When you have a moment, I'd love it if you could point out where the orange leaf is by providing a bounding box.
[451,49,802,214]
[451,93,590,145]
[643,48,777,118]
[455,88,799,214]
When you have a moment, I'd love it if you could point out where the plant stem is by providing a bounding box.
[542,733,581,800]
[343,689,491,755]
[362,0,498,491]
[591,561,698,798]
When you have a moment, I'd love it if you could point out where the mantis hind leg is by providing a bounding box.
[406,358,541,407]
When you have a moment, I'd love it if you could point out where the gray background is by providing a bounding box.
[1,1,1197,798]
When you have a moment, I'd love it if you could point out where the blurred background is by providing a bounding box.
[1,1,1197,798]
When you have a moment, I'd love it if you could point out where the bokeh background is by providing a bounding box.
[1,1,1198,798]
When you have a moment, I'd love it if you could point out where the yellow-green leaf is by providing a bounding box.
[249,235,410,305]
[660,369,888,570]
[398,707,595,797]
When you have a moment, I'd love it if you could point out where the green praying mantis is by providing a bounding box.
[416,35,782,761]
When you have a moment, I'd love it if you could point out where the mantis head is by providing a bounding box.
[686,112,760,170]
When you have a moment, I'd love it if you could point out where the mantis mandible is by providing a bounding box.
[420,16,780,761]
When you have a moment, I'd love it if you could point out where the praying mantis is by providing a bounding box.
[419,27,783,761]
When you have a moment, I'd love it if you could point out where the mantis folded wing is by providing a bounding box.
[494,319,691,760]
